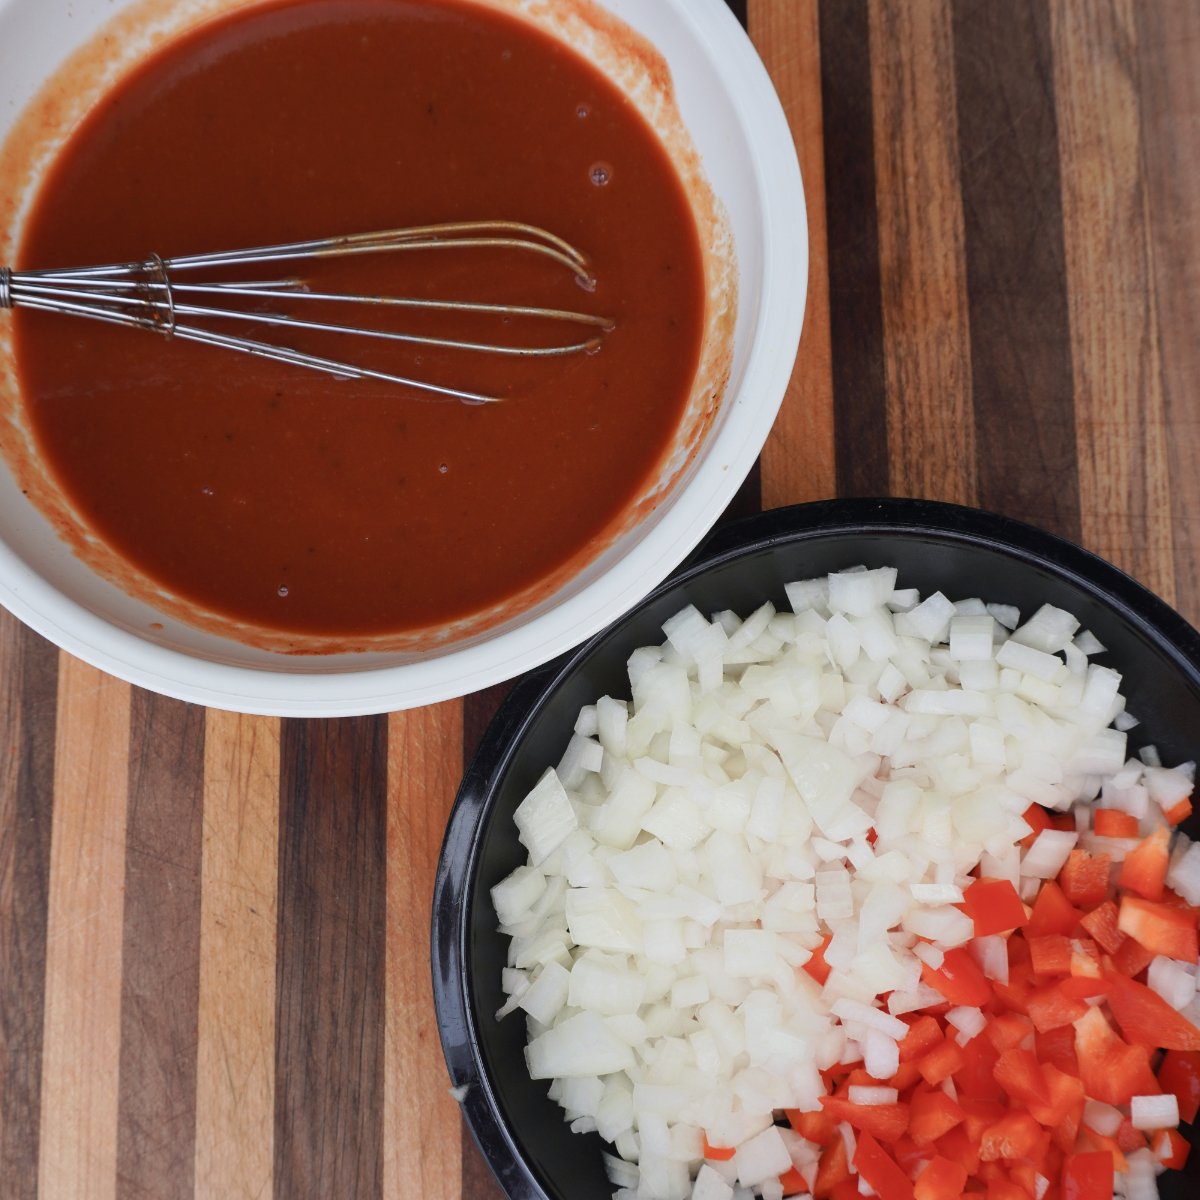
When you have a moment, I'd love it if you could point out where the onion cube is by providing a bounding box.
[734,1126,793,1188]
[525,1011,636,1079]
[1130,1093,1179,1131]
[514,769,578,865]
[692,1165,735,1200]
[950,614,996,662]
[724,929,778,978]
[491,864,547,927]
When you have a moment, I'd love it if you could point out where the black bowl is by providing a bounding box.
[433,498,1200,1200]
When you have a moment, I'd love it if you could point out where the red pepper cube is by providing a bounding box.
[1158,1049,1200,1123]
[1059,849,1112,908]
[913,1155,967,1200]
[960,877,1029,937]
[1118,894,1200,961]
[1061,1149,1113,1200]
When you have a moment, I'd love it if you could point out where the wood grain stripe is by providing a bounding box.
[116,691,205,1199]
[0,616,57,1200]
[1131,0,1200,624]
[818,0,890,497]
[1049,0,1174,599]
[195,711,280,1200]
[38,658,131,1200]
[869,0,976,505]
[459,685,510,1200]
[752,0,836,509]
[952,0,1080,540]
[384,703,463,1200]
[274,717,386,1200]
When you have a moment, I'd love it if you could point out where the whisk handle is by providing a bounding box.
[0,266,11,310]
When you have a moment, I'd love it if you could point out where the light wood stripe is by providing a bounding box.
[38,657,131,1200]
[868,0,976,504]
[1131,0,1200,624]
[752,0,837,509]
[384,702,464,1200]
[1050,0,1174,601]
[195,711,280,1200]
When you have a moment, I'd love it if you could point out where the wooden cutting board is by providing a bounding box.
[1,1,1197,1197]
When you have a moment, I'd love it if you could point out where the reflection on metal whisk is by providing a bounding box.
[0,222,614,403]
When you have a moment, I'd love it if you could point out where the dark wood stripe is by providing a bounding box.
[275,717,386,1200]
[0,618,57,1199]
[116,689,205,1199]
[1132,0,1200,625]
[462,682,514,770]
[952,0,1080,539]
[819,0,890,497]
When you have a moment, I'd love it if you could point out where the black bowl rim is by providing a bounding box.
[431,496,1200,1199]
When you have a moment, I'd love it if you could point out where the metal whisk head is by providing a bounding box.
[0,221,614,404]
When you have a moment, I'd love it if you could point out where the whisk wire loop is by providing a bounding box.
[1,222,612,403]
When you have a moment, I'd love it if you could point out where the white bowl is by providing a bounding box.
[0,0,806,715]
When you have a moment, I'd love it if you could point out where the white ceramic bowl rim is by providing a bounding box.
[0,0,807,715]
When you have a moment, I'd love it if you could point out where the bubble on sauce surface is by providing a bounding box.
[576,103,590,120]
[589,162,612,187]
[277,585,289,598]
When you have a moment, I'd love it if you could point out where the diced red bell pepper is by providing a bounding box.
[1029,934,1072,975]
[1026,880,1083,938]
[1028,1063,1086,1150]
[854,1132,914,1200]
[1109,933,1156,978]
[1036,1025,1079,1075]
[787,1106,835,1144]
[1093,808,1138,838]
[1118,894,1199,961]
[1078,900,1125,955]
[1061,1150,1114,1200]
[1153,1127,1191,1170]
[1078,1127,1128,1172]
[913,1155,967,1200]
[1117,826,1171,900]
[779,1165,808,1196]
[1114,1117,1147,1154]
[1165,796,1194,826]
[899,1014,944,1062]
[886,1061,923,1092]
[921,947,991,1007]
[813,1134,850,1199]
[1021,803,1055,845]
[960,1099,1007,1146]
[804,934,832,986]
[828,1183,859,1200]
[1059,850,1111,909]
[1069,937,1102,979]
[955,1035,1003,1102]
[979,1111,1045,1163]
[1075,1006,1160,1106]
[960,877,1029,937]
[702,1136,736,1161]
[909,1087,965,1146]
[1026,982,1090,1032]
[935,1124,980,1174]
[915,1037,965,1088]
[1157,1048,1200,1123]
[993,1047,1049,1107]
[986,1011,1035,1053]
[984,1181,1028,1200]
[1105,972,1200,1050]
[819,1095,909,1142]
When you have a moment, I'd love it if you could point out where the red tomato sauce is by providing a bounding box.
[13,0,705,641]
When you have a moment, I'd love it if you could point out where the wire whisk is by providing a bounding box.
[0,221,614,404]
